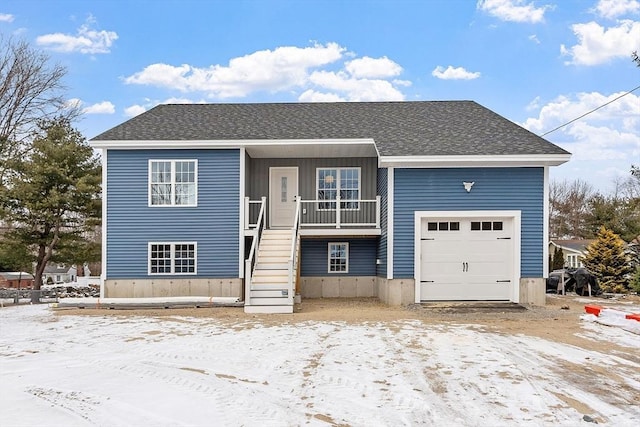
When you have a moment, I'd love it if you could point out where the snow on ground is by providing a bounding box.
[0,305,639,427]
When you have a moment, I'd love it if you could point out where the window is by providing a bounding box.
[149,160,197,206]
[427,221,460,231]
[317,168,360,210]
[566,254,583,268]
[328,242,348,273]
[471,221,503,231]
[149,242,197,275]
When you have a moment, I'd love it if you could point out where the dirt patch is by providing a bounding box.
[55,294,639,358]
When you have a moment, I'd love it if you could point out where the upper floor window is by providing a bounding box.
[317,168,360,210]
[149,160,197,206]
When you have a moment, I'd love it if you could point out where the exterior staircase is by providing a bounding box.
[244,229,296,314]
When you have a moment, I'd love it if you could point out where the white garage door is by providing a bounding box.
[419,216,514,301]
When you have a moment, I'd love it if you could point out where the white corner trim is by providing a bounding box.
[387,167,394,280]
[543,166,550,278]
[239,148,246,278]
[101,149,107,298]
[379,154,571,168]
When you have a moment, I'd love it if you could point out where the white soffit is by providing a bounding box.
[89,138,379,158]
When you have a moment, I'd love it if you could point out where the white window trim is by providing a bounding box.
[316,167,361,211]
[328,242,349,274]
[148,242,198,275]
[148,159,198,207]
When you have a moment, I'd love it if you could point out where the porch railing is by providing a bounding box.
[299,196,381,229]
[287,198,302,303]
[244,195,381,230]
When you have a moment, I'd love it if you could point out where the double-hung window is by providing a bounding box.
[149,160,197,206]
[328,242,349,273]
[149,242,197,275]
[317,168,360,210]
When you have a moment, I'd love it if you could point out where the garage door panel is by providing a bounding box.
[420,282,511,301]
[419,215,515,302]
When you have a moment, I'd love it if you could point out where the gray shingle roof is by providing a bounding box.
[91,101,569,157]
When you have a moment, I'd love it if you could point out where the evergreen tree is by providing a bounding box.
[550,246,565,271]
[583,226,632,293]
[0,118,101,301]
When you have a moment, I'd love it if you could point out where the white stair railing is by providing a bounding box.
[244,196,266,306]
[287,197,302,305]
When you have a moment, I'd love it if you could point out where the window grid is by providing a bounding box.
[149,243,196,275]
[328,242,349,273]
[317,168,360,210]
[149,160,197,207]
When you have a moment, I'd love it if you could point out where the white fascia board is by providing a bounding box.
[89,138,377,150]
[379,154,571,168]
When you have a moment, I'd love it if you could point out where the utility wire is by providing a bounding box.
[540,83,640,137]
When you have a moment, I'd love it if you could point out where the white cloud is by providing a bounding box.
[65,98,83,109]
[0,13,14,22]
[344,56,402,78]
[594,0,640,19]
[124,105,146,117]
[477,0,552,23]
[431,65,481,80]
[560,20,640,65]
[125,43,410,102]
[298,90,346,102]
[308,70,405,101]
[83,101,115,114]
[124,43,346,98]
[528,34,541,44]
[523,91,640,162]
[36,15,118,54]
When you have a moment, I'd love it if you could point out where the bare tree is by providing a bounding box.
[549,179,596,239]
[0,35,78,182]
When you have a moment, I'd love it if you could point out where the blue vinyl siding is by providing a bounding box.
[376,168,388,277]
[106,149,240,278]
[393,168,544,278]
[301,238,377,276]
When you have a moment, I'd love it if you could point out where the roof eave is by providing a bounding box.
[378,154,571,168]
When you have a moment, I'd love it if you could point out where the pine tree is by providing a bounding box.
[583,226,632,293]
[551,246,565,271]
[0,118,101,302]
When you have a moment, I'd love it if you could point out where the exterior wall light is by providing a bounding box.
[463,181,475,192]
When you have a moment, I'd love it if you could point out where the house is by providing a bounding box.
[0,272,34,289]
[90,101,570,313]
[549,239,594,269]
[42,264,77,284]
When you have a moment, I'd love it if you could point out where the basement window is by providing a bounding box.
[328,242,349,273]
[149,242,197,275]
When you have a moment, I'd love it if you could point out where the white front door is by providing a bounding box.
[419,215,515,301]
[269,167,298,228]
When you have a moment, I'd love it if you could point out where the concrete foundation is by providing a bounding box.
[299,277,377,299]
[376,278,415,306]
[104,278,243,299]
[519,277,546,306]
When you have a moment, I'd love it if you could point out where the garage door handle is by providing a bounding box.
[462,262,468,272]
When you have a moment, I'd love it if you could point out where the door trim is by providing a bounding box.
[413,210,521,303]
[268,167,299,229]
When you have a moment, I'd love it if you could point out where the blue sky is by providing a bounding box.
[1,0,639,193]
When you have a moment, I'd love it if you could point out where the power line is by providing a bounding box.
[540,84,640,137]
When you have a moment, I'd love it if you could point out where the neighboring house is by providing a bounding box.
[42,264,77,284]
[90,101,570,313]
[0,272,34,289]
[549,239,594,269]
